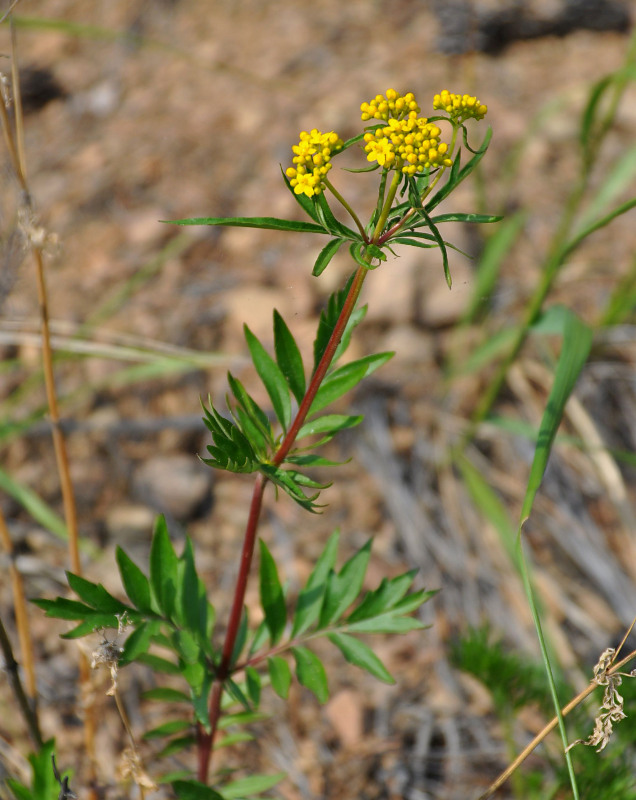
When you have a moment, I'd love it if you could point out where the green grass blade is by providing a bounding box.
[521,311,592,520]
[0,466,68,540]
[516,309,592,800]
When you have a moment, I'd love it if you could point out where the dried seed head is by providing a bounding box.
[568,646,634,753]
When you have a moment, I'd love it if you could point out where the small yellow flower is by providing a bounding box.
[433,90,488,122]
[362,93,453,176]
[361,89,420,122]
[286,128,343,197]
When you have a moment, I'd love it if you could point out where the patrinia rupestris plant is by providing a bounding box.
[32,89,497,799]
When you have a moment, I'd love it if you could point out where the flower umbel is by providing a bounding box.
[433,90,488,123]
[361,89,453,176]
[286,128,343,197]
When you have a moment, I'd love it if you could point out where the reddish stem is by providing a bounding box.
[197,264,369,783]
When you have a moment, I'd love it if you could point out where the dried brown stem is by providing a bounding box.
[477,648,636,799]
[1,18,97,794]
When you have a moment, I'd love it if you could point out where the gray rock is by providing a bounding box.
[132,454,213,522]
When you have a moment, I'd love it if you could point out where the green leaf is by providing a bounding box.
[178,538,209,645]
[292,530,339,637]
[220,773,285,799]
[313,274,355,371]
[315,192,359,239]
[244,325,292,432]
[313,237,346,277]
[156,736,197,759]
[62,618,120,639]
[297,414,363,440]
[273,310,306,404]
[142,687,190,703]
[32,597,105,622]
[135,652,182,675]
[281,169,321,222]
[227,374,274,445]
[66,572,129,614]
[347,570,418,622]
[413,205,451,288]
[259,463,327,513]
[144,719,192,739]
[246,665,261,707]
[309,353,393,415]
[328,632,395,684]
[215,731,254,749]
[6,739,59,800]
[120,621,157,663]
[231,609,248,667]
[171,779,225,800]
[167,216,327,234]
[319,539,372,627]
[149,516,179,620]
[345,614,426,634]
[292,646,329,703]
[268,655,292,699]
[429,212,502,224]
[116,546,154,614]
[217,710,268,730]
[173,628,201,665]
[426,127,492,213]
[521,310,593,523]
[259,540,287,645]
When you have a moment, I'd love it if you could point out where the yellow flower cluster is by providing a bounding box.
[360,88,420,122]
[432,90,487,122]
[361,90,452,176]
[286,129,343,197]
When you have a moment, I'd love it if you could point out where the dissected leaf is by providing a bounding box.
[65,572,130,614]
[347,570,418,622]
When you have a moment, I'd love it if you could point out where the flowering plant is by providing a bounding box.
[34,88,497,799]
